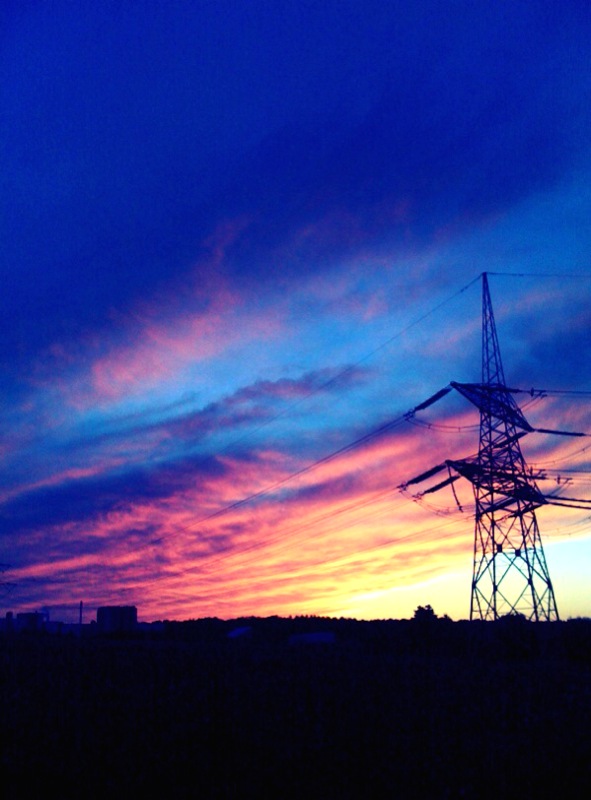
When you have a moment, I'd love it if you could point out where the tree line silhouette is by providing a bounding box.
[2,613,590,799]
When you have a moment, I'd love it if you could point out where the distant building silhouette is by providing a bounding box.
[15,611,46,632]
[97,605,137,634]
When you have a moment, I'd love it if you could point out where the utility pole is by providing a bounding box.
[451,274,559,620]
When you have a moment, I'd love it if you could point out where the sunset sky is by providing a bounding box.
[2,1,590,623]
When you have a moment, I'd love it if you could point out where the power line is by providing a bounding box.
[153,510,472,599]
[183,274,484,470]
[141,378,588,565]
[155,271,591,614]
[530,443,591,467]
[130,276,484,544]
[159,413,411,537]
[487,271,591,280]
[182,488,414,577]
[530,389,591,397]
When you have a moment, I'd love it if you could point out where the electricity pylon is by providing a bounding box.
[449,274,559,620]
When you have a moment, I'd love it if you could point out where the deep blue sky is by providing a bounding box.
[1,1,590,621]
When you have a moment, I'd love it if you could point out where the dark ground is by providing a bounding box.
[2,616,590,799]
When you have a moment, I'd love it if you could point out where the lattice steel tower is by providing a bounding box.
[450,273,559,620]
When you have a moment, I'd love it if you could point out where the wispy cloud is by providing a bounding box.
[2,2,590,620]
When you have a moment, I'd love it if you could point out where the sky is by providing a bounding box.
[1,0,591,623]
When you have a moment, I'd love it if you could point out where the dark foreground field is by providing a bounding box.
[2,616,590,799]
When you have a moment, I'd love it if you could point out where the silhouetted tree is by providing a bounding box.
[412,604,438,622]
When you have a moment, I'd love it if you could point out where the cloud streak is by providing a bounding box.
[2,2,590,621]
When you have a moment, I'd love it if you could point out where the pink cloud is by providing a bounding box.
[0,459,126,505]
[85,275,288,405]
[49,288,282,409]
[26,214,287,409]
[8,394,587,621]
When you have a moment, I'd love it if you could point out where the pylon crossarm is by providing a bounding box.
[419,474,461,496]
[446,459,547,508]
[544,495,591,510]
[451,381,533,430]
[398,462,447,490]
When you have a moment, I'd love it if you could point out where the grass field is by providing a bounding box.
[2,616,590,799]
